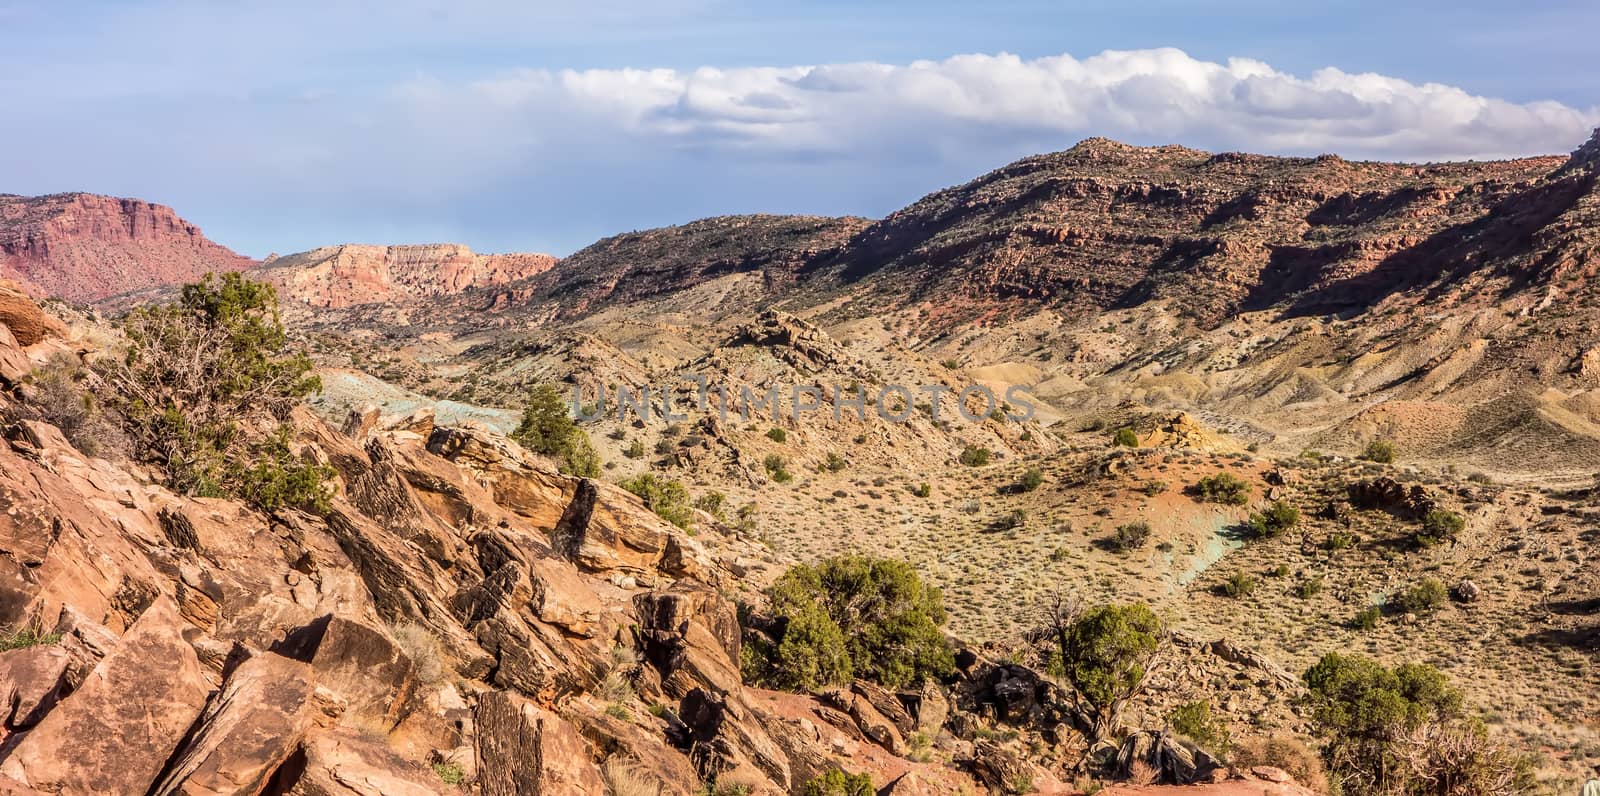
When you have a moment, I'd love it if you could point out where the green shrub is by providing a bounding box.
[1414,509,1465,548]
[993,508,1027,531]
[959,445,992,466]
[432,762,465,785]
[22,352,127,458]
[624,439,646,459]
[1295,576,1324,599]
[512,384,601,477]
[911,482,932,498]
[0,627,63,652]
[1112,428,1139,447]
[234,427,335,514]
[745,556,953,691]
[1193,472,1251,505]
[693,491,726,520]
[1246,501,1300,539]
[1046,602,1162,739]
[619,473,694,531]
[1110,522,1152,552]
[1361,439,1396,464]
[766,427,787,443]
[1352,605,1382,630]
[1168,700,1230,756]
[823,452,848,473]
[1218,572,1257,599]
[1325,530,1356,551]
[802,769,873,796]
[763,453,793,483]
[1019,467,1045,492]
[98,273,327,513]
[1140,480,1169,497]
[1393,577,1447,614]
[1302,653,1464,795]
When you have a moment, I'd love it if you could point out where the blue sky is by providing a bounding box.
[2,1,1596,258]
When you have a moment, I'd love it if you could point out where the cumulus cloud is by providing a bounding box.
[434,48,1598,162]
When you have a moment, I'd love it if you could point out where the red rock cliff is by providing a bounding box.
[0,193,255,302]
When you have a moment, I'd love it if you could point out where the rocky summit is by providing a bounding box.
[0,131,1598,796]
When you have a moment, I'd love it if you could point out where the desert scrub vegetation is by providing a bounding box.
[958,445,992,466]
[801,769,873,796]
[96,273,332,513]
[743,556,953,691]
[766,427,787,443]
[1167,700,1230,756]
[1302,652,1533,795]
[20,352,127,457]
[1361,439,1397,464]
[512,383,601,477]
[1044,598,1163,741]
[1018,467,1045,492]
[692,491,726,521]
[1245,500,1300,539]
[1109,521,1152,552]
[0,627,63,651]
[1392,577,1447,615]
[1112,427,1139,447]
[1414,509,1465,548]
[1217,572,1258,599]
[1191,472,1251,505]
[762,453,793,483]
[619,473,694,531]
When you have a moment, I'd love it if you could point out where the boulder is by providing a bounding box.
[280,727,444,796]
[818,685,905,754]
[852,680,916,737]
[678,688,791,788]
[634,584,743,698]
[553,479,671,573]
[152,652,319,796]
[427,425,575,529]
[971,740,1038,793]
[0,600,209,794]
[0,282,66,348]
[273,615,418,731]
[901,679,950,736]
[475,690,605,795]
[0,645,69,730]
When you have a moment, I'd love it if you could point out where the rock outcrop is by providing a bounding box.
[256,244,556,308]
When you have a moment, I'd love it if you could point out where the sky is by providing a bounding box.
[2,1,1597,258]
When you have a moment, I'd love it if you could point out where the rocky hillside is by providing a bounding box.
[256,244,557,309]
[479,214,870,322]
[0,286,1341,795]
[0,193,255,302]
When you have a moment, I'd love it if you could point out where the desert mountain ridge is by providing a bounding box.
[0,192,256,303]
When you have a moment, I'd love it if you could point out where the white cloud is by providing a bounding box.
[425,47,1597,162]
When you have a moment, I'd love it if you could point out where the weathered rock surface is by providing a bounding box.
[0,599,209,793]
[474,690,605,796]
[151,652,318,796]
